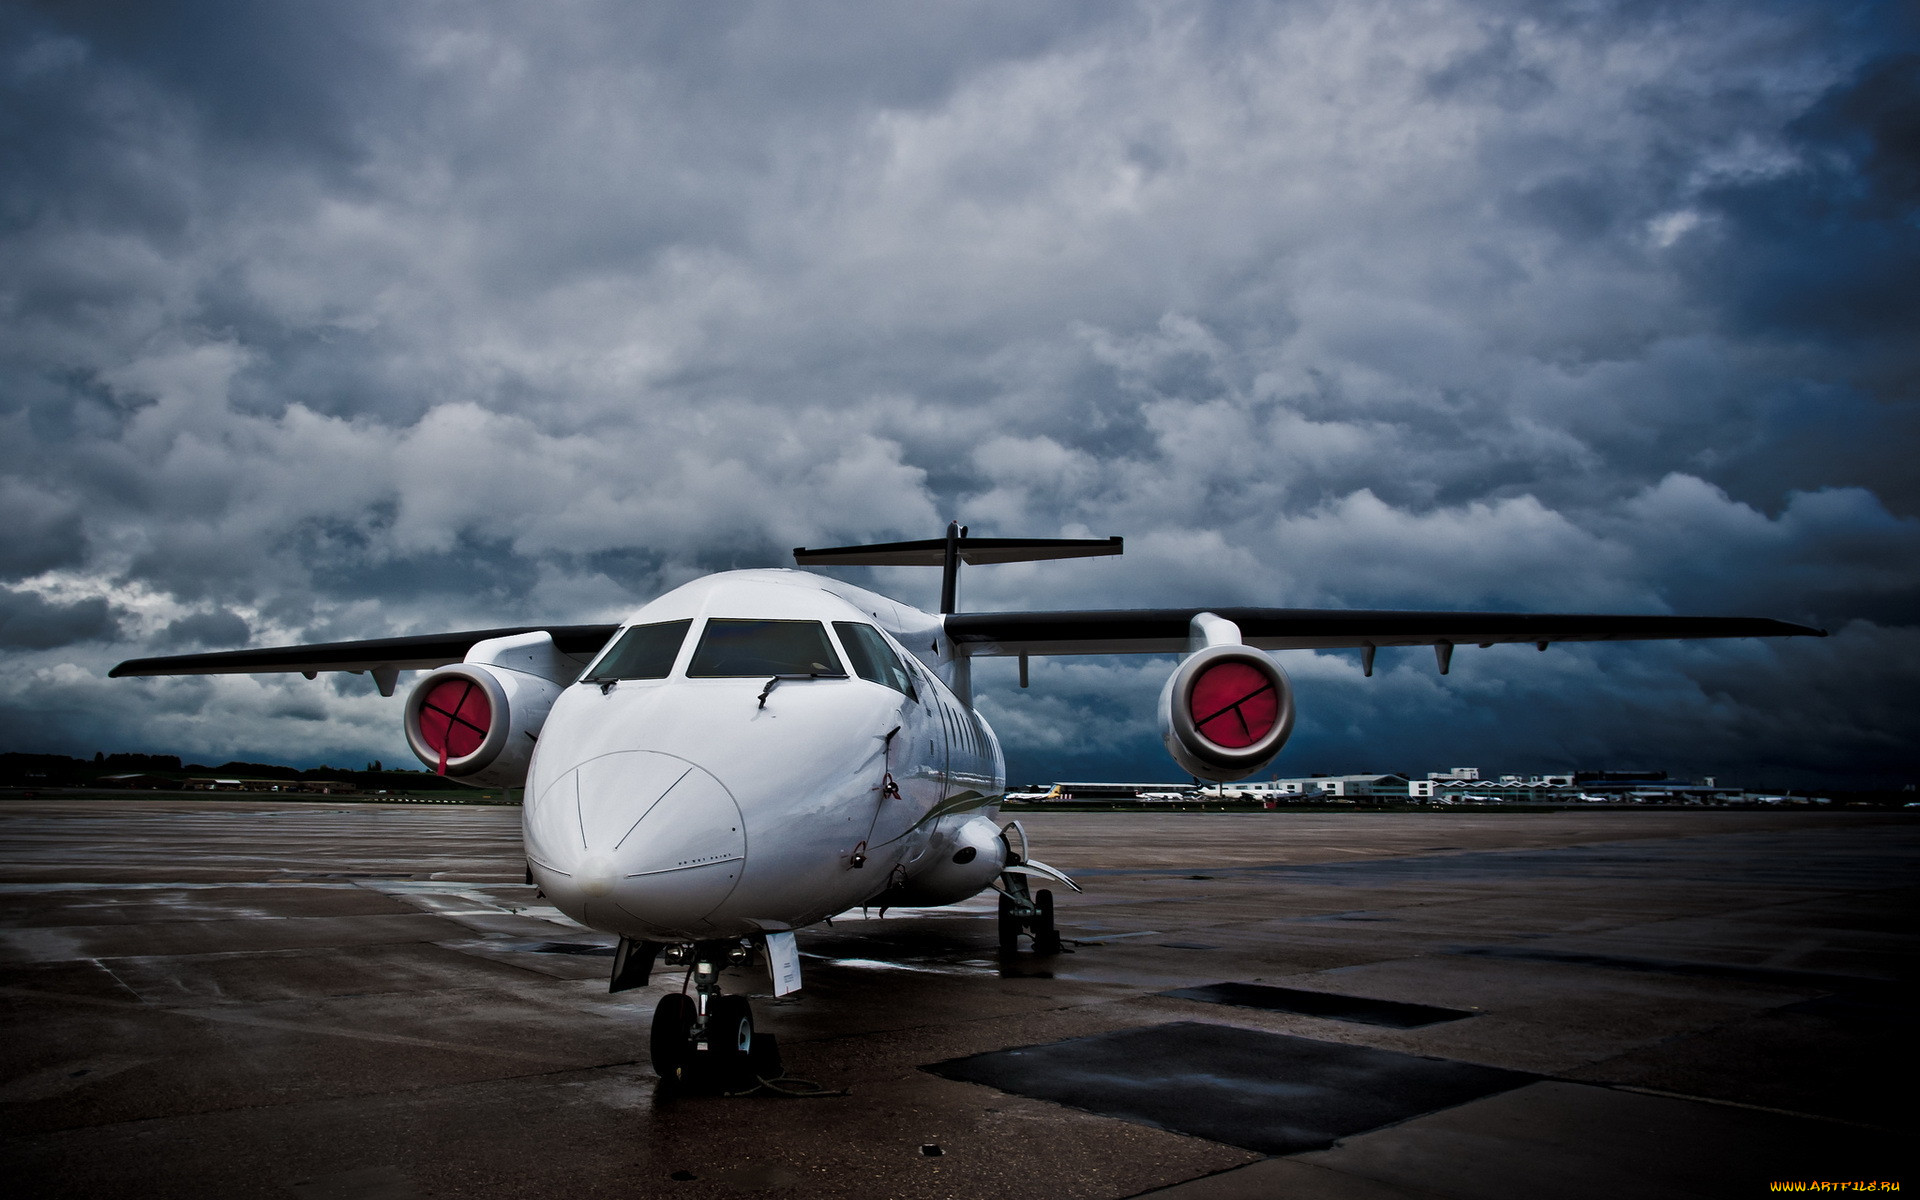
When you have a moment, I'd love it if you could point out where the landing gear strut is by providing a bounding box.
[997,873,1061,954]
[997,820,1077,954]
[649,939,772,1090]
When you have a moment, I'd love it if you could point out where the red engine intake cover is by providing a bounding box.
[404,666,512,777]
[1188,660,1281,748]
[1161,645,1294,780]
[418,677,493,765]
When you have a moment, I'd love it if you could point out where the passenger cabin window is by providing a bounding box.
[833,622,917,699]
[686,619,845,677]
[582,619,691,683]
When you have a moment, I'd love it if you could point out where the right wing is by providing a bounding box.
[944,608,1824,656]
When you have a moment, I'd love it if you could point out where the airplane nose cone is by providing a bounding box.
[576,856,617,897]
[527,750,747,935]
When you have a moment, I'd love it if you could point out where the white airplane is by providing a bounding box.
[112,523,1822,1086]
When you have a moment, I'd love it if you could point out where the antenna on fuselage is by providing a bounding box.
[792,523,1124,613]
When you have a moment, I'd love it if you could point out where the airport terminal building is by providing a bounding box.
[1022,767,1802,806]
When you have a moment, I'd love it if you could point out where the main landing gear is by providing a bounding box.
[995,819,1081,955]
[997,873,1061,954]
[647,940,778,1091]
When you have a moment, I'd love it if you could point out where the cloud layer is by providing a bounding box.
[2,1,1914,788]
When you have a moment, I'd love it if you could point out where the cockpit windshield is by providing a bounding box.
[833,622,917,698]
[686,619,846,678]
[581,619,692,683]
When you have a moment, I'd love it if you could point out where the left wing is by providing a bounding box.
[944,608,1824,656]
[110,624,620,693]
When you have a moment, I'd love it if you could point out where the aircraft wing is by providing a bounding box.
[109,625,621,679]
[943,608,1824,656]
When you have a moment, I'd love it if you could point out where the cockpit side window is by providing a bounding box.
[581,619,691,683]
[686,619,846,678]
[833,622,918,700]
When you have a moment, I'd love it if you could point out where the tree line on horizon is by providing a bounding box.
[0,751,469,790]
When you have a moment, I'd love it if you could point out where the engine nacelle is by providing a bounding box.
[403,632,574,790]
[882,815,1010,907]
[1158,642,1295,781]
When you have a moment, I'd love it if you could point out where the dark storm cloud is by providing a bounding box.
[0,480,85,575]
[1694,52,1920,342]
[0,0,1914,786]
[0,589,117,648]
[155,607,249,649]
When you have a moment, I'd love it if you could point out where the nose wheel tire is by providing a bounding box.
[651,993,757,1089]
[710,995,754,1061]
[649,992,696,1083]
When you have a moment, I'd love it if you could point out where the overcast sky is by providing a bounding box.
[3,1,1915,789]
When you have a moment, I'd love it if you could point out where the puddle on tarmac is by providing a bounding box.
[801,952,998,977]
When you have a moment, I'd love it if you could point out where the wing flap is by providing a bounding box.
[944,609,1824,656]
[110,624,621,678]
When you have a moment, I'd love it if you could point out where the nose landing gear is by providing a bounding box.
[649,940,775,1091]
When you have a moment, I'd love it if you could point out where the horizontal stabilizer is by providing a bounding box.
[794,535,1122,567]
[110,624,620,678]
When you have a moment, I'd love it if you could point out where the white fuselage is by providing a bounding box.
[523,570,1004,941]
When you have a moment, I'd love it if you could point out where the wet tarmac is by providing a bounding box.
[0,799,1911,1198]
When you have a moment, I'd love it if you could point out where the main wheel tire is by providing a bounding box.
[997,890,1021,951]
[649,992,696,1084]
[1035,888,1061,954]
